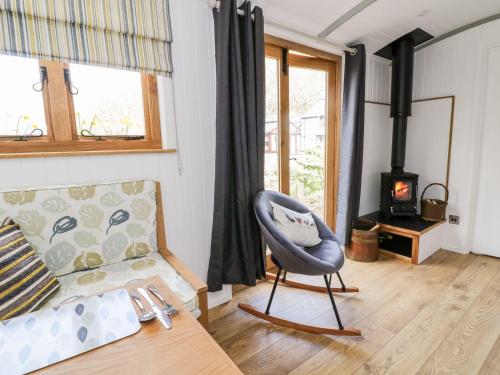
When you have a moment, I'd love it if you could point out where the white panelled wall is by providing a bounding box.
[365,55,391,104]
[360,56,391,216]
[0,0,232,306]
[413,19,500,254]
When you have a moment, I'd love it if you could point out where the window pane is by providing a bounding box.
[289,66,327,218]
[70,64,145,136]
[265,57,279,192]
[0,55,47,136]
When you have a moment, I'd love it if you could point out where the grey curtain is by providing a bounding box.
[207,0,266,292]
[336,44,366,245]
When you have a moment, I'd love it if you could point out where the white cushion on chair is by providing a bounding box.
[270,202,322,247]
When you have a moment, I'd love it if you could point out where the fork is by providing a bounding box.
[129,291,156,322]
[147,284,178,316]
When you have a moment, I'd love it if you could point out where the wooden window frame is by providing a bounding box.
[0,59,167,157]
[265,35,342,231]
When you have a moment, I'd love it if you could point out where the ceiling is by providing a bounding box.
[253,0,500,54]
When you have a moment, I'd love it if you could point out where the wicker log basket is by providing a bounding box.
[420,183,449,222]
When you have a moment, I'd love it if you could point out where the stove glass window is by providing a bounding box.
[394,181,412,201]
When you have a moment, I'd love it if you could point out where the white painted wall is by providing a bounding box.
[413,19,500,254]
[470,43,500,258]
[359,56,391,216]
[359,103,390,215]
[0,0,226,302]
[406,98,453,209]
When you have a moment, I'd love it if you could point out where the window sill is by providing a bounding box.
[0,148,176,160]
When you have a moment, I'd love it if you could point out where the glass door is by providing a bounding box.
[288,64,327,218]
[264,48,280,192]
[264,45,340,229]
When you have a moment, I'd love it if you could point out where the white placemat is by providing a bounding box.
[0,289,141,375]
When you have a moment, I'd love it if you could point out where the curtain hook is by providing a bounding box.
[63,68,79,95]
[216,0,221,12]
[32,66,48,92]
[350,48,357,56]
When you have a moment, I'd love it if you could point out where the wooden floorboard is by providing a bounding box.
[480,334,500,374]
[209,250,500,374]
[357,256,498,375]
[417,270,500,374]
[288,251,473,375]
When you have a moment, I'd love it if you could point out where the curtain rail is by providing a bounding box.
[206,0,356,54]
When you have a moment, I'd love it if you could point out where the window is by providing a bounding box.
[0,55,47,137]
[71,63,145,136]
[0,55,162,155]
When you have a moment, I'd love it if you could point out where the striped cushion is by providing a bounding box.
[0,218,60,321]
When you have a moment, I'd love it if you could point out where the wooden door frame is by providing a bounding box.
[265,45,290,195]
[264,35,342,231]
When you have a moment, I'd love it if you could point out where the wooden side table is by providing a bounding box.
[37,276,241,375]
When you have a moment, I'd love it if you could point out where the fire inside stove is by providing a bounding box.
[394,181,412,201]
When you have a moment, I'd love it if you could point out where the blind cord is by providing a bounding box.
[170,74,183,175]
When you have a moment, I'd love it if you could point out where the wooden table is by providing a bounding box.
[37,276,241,375]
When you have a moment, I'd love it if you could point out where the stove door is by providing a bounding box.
[392,180,413,201]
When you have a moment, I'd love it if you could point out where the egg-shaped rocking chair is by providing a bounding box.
[238,190,361,337]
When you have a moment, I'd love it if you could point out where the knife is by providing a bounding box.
[137,287,172,329]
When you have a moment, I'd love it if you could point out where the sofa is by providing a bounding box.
[0,180,208,326]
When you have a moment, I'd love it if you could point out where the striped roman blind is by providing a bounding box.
[0,0,173,76]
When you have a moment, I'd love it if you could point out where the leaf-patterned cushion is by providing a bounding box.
[0,181,158,277]
[40,252,200,317]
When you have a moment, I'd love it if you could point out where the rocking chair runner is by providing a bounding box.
[238,190,362,337]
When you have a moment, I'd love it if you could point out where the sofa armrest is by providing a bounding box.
[154,182,208,328]
[158,247,209,328]
[159,247,207,293]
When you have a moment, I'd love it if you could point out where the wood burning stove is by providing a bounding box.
[375,28,432,218]
[380,172,418,217]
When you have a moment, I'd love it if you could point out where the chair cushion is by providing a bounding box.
[0,218,60,320]
[40,252,200,317]
[0,180,158,277]
[270,201,322,247]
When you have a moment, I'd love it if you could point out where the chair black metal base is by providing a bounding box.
[265,272,360,294]
[238,268,361,337]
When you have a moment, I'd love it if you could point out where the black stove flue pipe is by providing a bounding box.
[391,116,408,173]
[390,36,415,173]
